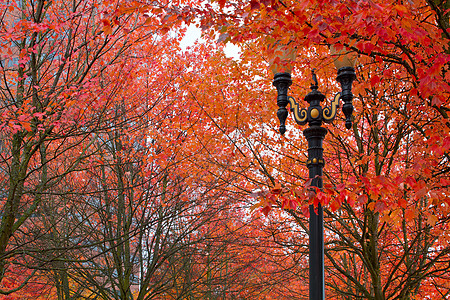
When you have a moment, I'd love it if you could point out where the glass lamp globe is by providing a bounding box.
[269,42,297,75]
[330,45,357,69]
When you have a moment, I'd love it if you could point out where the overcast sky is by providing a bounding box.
[180,25,241,60]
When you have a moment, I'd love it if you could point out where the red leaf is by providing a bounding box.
[370,75,380,87]
[356,194,367,204]
[217,33,229,43]
[271,183,282,194]
[374,201,387,212]
[397,197,407,208]
[261,205,271,217]
[415,187,428,200]
[318,22,327,31]
[289,199,297,210]
[250,0,260,10]
[346,194,355,206]
[336,183,346,192]
[405,176,417,187]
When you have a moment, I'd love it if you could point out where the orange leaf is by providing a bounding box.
[103,25,112,35]
[102,19,112,35]
[426,214,438,226]
[330,199,340,211]
[405,208,416,222]
[394,4,408,16]
[21,122,32,132]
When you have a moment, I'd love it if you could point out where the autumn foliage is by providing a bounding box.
[0,0,449,299]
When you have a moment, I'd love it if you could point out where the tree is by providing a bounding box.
[0,0,177,294]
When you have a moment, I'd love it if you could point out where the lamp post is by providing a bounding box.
[271,44,356,300]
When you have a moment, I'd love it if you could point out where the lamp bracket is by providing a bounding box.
[323,92,340,123]
[288,96,307,126]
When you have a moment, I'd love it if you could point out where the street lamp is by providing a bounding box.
[271,44,356,300]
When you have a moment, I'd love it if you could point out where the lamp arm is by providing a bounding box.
[323,92,340,123]
[288,96,307,126]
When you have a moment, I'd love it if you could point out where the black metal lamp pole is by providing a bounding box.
[273,67,356,300]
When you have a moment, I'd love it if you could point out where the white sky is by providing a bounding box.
[180,24,241,60]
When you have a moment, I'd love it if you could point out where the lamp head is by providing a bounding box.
[269,42,297,76]
[330,45,357,129]
[330,44,357,70]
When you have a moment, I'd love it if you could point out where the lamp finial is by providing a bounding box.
[311,68,318,90]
